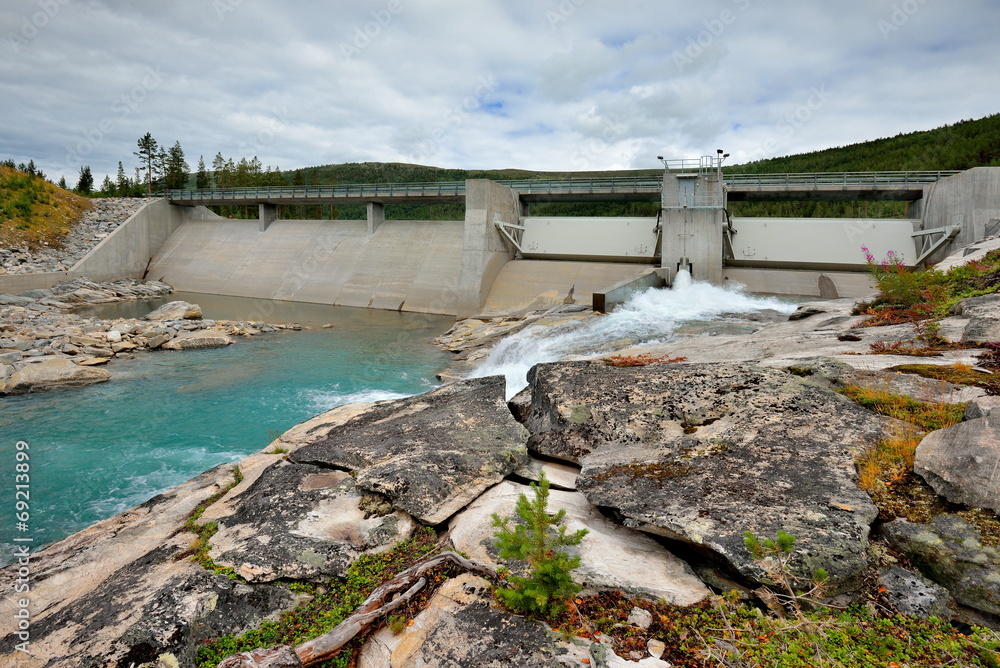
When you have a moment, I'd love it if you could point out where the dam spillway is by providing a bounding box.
[145,218,465,315]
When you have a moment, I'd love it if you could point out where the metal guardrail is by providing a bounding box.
[166,170,961,202]
[496,177,662,194]
[168,181,466,200]
[724,170,960,187]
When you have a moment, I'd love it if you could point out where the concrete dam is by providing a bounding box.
[4,163,998,318]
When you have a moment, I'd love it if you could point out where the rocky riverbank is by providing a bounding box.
[0,198,146,274]
[0,277,301,395]
[3,250,1000,665]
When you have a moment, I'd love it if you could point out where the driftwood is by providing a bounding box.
[217,551,498,668]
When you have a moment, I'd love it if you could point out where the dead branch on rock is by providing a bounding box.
[216,550,497,668]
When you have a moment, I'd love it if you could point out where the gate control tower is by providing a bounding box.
[658,152,728,285]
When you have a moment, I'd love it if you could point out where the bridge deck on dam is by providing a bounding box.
[166,170,958,206]
[145,218,465,314]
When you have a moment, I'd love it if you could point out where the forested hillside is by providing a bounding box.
[727,114,1000,174]
[290,114,999,220]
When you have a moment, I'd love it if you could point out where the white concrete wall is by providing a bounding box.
[520,217,658,262]
[729,217,920,270]
[0,199,218,294]
[72,199,221,279]
[480,259,653,316]
[146,219,465,315]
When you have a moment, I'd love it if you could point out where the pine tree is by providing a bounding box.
[491,473,588,619]
[76,165,94,195]
[116,161,130,195]
[196,155,210,189]
[134,132,160,194]
[164,141,189,190]
[100,175,115,196]
[57,175,67,189]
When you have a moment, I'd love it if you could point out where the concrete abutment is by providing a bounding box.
[455,179,521,318]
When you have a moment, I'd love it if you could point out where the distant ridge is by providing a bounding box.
[288,113,1000,184]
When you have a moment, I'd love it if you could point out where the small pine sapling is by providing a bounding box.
[491,472,588,620]
[744,529,829,622]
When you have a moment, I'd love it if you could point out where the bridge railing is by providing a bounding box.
[166,170,962,202]
[168,181,467,200]
[724,170,960,187]
[497,176,662,194]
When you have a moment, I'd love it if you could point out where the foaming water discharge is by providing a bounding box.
[469,270,797,398]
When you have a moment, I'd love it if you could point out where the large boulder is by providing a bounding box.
[915,412,1000,512]
[144,300,202,320]
[952,294,1000,343]
[161,329,233,350]
[883,515,1000,616]
[448,480,710,605]
[207,461,417,582]
[292,376,530,524]
[877,565,954,620]
[521,361,886,593]
[2,357,110,394]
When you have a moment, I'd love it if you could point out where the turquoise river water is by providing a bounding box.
[0,294,453,566]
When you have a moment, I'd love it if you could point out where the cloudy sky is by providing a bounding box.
[2,0,998,184]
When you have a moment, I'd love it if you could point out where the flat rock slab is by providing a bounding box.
[0,465,297,666]
[144,300,202,320]
[916,412,1000,512]
[522,361,885,592]
[162,329,233,350]
[448,481,710,605]
[292,376,529,524]
[2,357,110,394]
[884,515,1000,616]
[208,461,417,582]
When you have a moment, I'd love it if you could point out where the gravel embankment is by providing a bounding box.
[0,197,147,274]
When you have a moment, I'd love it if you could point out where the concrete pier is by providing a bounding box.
[367,202,385,235]
[258,203,277,231]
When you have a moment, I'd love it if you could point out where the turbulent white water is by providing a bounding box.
[469,270,797,398]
